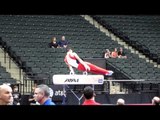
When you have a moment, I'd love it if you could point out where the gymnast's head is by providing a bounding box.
[66,47,73,53]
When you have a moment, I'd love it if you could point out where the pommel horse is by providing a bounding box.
[53,73,104,105]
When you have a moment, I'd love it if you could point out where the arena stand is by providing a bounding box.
[0,15,160,105]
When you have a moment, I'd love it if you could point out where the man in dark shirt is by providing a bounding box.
[58,36,68,48]
[118,47,127,58]
[12,85,21,105]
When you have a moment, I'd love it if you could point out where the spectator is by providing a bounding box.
[58,36,68,48]
[34,84,56,105]
[152,96,160,105]
[48,37,59,48]
[111,48,118,58]
[118,47,127,59]
[104,49,111,59]
[12,85,21,105]
[82,86,101,105]
[28,86,39,105]
[0,84,13,105]
[117,98,125,105]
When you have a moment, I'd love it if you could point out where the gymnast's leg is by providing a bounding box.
[77,62,113,76]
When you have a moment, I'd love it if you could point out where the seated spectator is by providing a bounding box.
[28,86,38,105]
[104,49,111,59]
[58,36,68,48]
[12,85,21,105]
[117,98,125,105]
[118,47,127,59]
[111,48,118,58]
[82,86,101,105]
[152,96,160,105]
[48,37,59,48]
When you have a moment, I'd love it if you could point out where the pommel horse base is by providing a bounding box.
[53,74,104,105]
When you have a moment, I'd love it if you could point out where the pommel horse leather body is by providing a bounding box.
[53,74,104,85]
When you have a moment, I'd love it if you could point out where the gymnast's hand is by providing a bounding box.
[84,64,90,71]
[70,70,75,75]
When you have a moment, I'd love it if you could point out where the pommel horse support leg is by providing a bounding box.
[53,74,104,105]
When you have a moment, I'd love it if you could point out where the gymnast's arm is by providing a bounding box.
[65,61,75,74]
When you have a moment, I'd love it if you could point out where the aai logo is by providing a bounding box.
[64,78,79,82]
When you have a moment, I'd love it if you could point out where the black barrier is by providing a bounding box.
[65,92,158,105]
[83,58,106,69]
[48,84,66,104]
[20,95,30,105]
